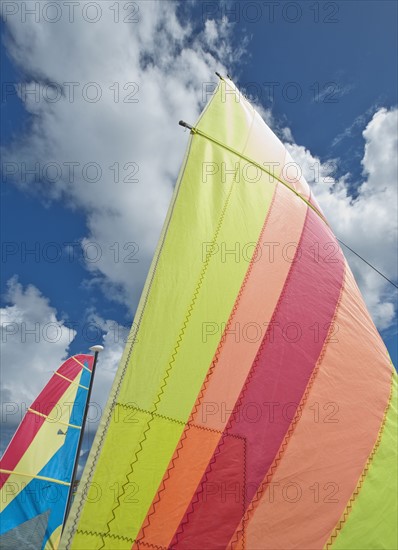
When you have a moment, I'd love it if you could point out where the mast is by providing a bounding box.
[1,352,97,549]
[63,345,103,527]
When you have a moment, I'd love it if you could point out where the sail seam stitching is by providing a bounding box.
[116,402,240,438]
[76,529,135,543]
[325,371,395,549]
[173,207,310,546]
[230,260,347,548]
[193,127,328,226]
[97,104,255,549]
[137,109,268,546]
[64,131,197,547]
[75,529,168,549]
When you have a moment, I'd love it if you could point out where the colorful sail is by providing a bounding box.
[61,77,397,549]
[0,354,94,549]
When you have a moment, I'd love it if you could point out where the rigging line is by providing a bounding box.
[179,123,396,292]
[179,121,329,226]
[207,75,327,222]
[211,74,397,292]
[337,239,398,290]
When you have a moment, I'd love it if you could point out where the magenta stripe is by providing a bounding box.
[171,210,345,549]
[0,354,93,488]
[32,354,93,415]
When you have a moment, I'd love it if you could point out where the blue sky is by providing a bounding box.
[1,1,397,455]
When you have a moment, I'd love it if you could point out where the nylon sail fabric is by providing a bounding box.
[0,354,94,549]
[61,78,396,550]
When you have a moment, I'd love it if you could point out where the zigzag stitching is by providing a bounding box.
[242,435,247,549]
[65,138,195,549]
[325,371,395,549]
[116,403,185,426]
[135,541,168,550]
[137,421,244,545]
[230,260,347,549]
[76,528,134,543]
[137,112,263,546]
[99,141,241,549]
[173,207,311,547]
[75,529,168,549]
[172,426,242,545]
[190,423,223,435]
[190,185,279,425]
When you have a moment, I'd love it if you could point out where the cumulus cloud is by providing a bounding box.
[77,312,130,466]
[84,311,129,420]
[0,276,129,448]
[1,2,396,335]
[285,107,398,330]
[0,276,76,426]
[2,0,243,310]
[1,0,245,452]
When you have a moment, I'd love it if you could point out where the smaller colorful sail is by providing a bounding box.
[0,353,94,550]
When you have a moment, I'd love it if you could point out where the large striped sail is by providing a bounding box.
[0,354,94,549]
[61,77,397,549]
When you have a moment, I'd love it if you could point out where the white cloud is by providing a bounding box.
[1,0,244,452]
[0,277,129,450]
[84,311,129,420]
[285,107,398,330]
[0,276,76,418]
[2,0,396,337]
[2,0,243,312]
[311,82,355,104]
[204,19,219,44]
[331,104,379,147]
[76,312,130,472]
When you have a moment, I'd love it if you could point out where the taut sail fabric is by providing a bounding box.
[0,354,94,549]
[61,78,396,549]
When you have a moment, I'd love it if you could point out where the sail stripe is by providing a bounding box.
[191,127,327,224]
[227,265,393,550]
[54,370,89,390]
[0,469,71,486]
[73,356,92,373]
[28,408,81,429]
[327,373,397,550]
[66,79,287,546]
[0,355,91,489]
[0,379,80,506]
[0,355,94,549]
[61,77,396,549]
[135,180,308,548]
[170,208,345,549]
